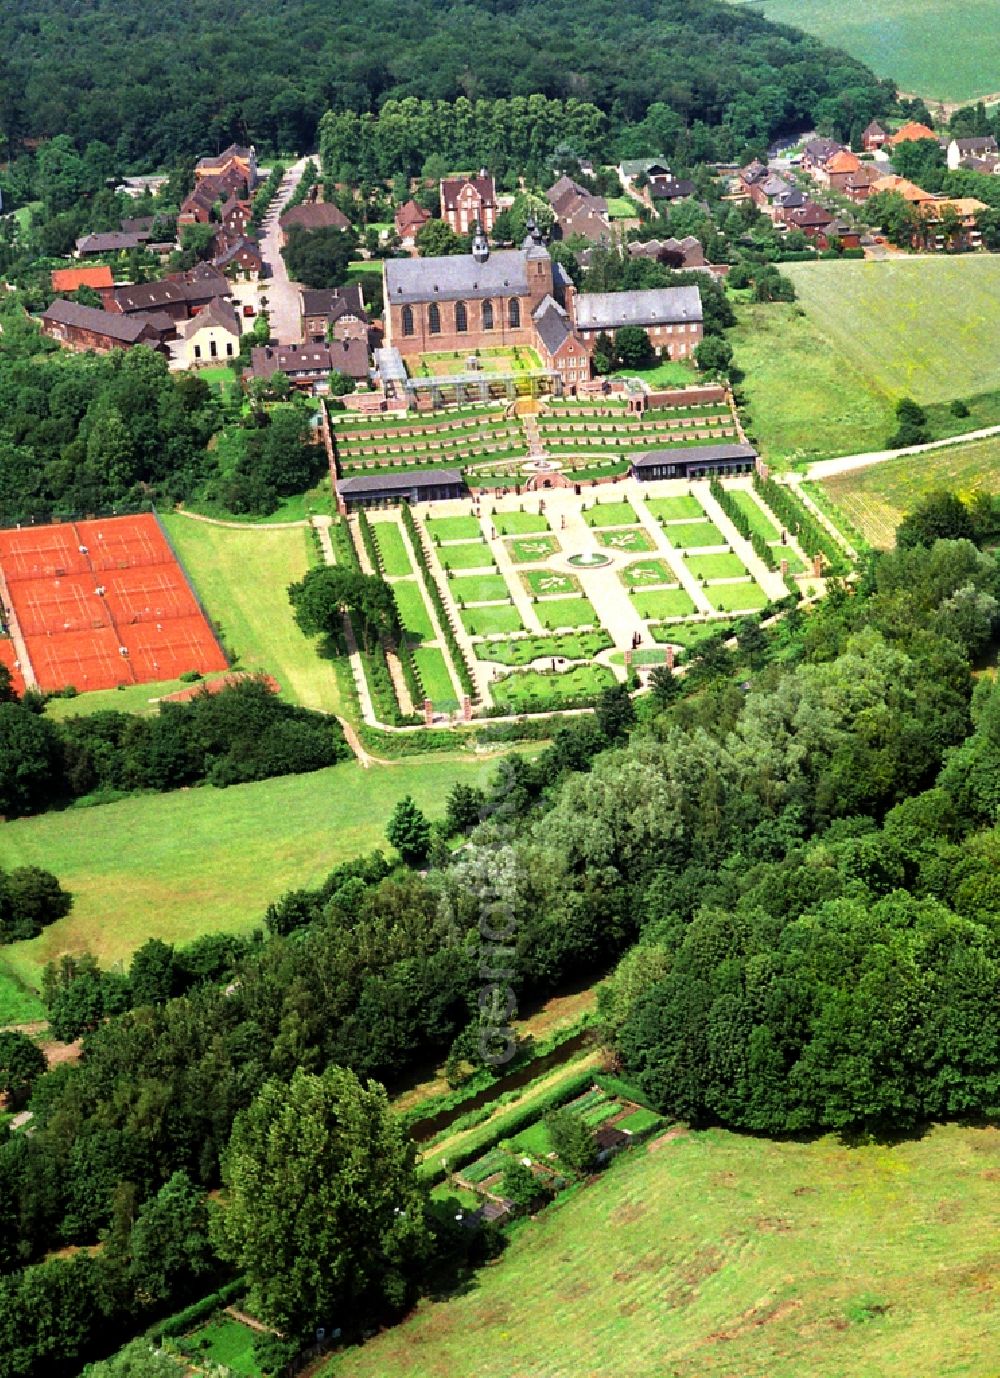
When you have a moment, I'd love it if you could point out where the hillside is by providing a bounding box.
[0,0,888,165]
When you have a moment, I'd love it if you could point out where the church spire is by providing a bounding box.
[471,219,490,263]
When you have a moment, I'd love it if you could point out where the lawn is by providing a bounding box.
[508,535,560,563]
[612,359,697,387]
[619,558,676,587]
[162,515,341,714]
[448,572,511,604]
[584,501,639,528]
[329,1122,1000,1378]
[818,435,1000,547]
[42,674,234,721]
[631,588,697,620]
[730,301,894,467]
[706,581,769,613]
[535,597,599,630]
[784,258,1000,408]
[605,196,641,219]
[522,569,579,597]
[371,520,413,577]
[663,520,726,549]
[185,1317,261,1377]
[726,0,1000,103]
[644,494,706,523]
[492,510,550,536]
[0,756,496,987]
[727,489,781,542]
[596,528,655,552]
[491,663,615,710]
[425,516,483,542]
[474,631,612,666]
[413,646,456,707]
[685,552,749,581]
[508,1119,555,1157]
[414,347,543,377]
[437,541,494,571]
[651,619,737,649]
[460,605,524,637]
[392,580,435,642]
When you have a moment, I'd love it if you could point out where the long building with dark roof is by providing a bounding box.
[630,442,756,480]
[40,300,168,354]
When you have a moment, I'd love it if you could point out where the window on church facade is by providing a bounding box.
[429,303,441,334]
[455,301,467,333]
[402,305,414,336]
[482,299,494,330]
[508,298,520,328]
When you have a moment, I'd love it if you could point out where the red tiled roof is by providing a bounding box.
[51,265,113,293]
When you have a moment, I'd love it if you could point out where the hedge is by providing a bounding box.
[147,1278,246,1342]
[400,502,476,699]
[753,475,848,575]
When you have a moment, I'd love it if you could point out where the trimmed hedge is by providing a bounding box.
[148,1278,246,1342]
[400,502,476,699]
[754,475,848,575]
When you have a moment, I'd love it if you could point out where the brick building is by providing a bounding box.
[195,144,258,190]
[300,285,368,343]
[40,300,168,354]
[573,286,703,359]
[532,296,591,391]
[440,173,498,234]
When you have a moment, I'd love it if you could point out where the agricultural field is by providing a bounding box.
[162,515,341,714]
[0,756,498,988]
[817,435,1000,547]
[727,0,1000,103]
[329,1121,1000,1378]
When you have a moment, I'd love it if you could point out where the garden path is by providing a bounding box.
[630,491,714,617]
[696,482,788,603]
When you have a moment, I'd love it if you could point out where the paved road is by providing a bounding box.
[258,156,310,344]
[802,423,1000,481]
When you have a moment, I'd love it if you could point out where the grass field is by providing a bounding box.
[535,597,598,630]
[727,0,1000,103]
[522,569,579,597]
[0,964,48,1026]
[818,435,1000,547]
[620,558,676,587]
[413,646,456,706]
[393,581,436,642]
[644,494,706,523]
[584,501,639,528]
[596,528,655,552]
[493,511,549,536]
[449,572,511,604]
[728,490,780,542]
[612,360,697,387]
[426,516,482,542]
[664,520,726,549]
[706,581,769,613]
[186,1317,261,1377]
[605,196,640,219]
[330,1122,1000,1378]
[371,520,413,577]
[685,552,748,581]
[631,588,697,620]
[474,630,612,666]
[0,757,497,987]
[162,516,340,714]
[785,259,1000,407]
[460,604,524,637]
[437,542,494,571]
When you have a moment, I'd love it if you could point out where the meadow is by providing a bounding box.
[0,756,498,988]
[162,515,341,714]
[726,0,1000,103]
[329,1122,1000,1378]
[817,435,1000,546]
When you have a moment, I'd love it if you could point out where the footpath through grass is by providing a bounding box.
[0,756,498,987]
[163,515,341,714]
[330,1121,1000,1378]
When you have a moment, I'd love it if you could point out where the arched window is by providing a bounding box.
[429,302,441,335]
[401,305,414,337]
[508,297,521,329]
[455,301,468,333]
[482,299,494,331]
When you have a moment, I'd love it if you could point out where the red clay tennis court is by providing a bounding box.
[0,640,26,696]
[0,515,228,692]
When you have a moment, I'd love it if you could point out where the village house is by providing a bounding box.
[946,136,1000,171]
[178,297,241,368]
[532,296,591,392]
[394,199,431,248]
[889,122,938,148]
[111,266,231,322]
[40,299,168,354]
[872,174,938,207]
[921,197,987,250]
[212,233,264,280]
[75,231,147,256]
[546,175,613,245]
[246,338,370,393]
[862,120,888,152]
[781,201,834,239]
[801,137,843,172]
[194,144,258,190]
[573,285,703,359]
[50,265,115,306]
[648,172,696,206]
[220,195,252,237]
[300,285,368,344]
[279,198,352,246]
[440,173,498,235]
[617,158,671,196]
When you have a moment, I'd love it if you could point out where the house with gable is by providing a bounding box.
[440,172,498,235]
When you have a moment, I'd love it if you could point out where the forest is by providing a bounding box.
[0,0,892,169]
[2,493,1000,1375]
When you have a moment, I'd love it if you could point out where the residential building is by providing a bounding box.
[783,201,834,238]
[279,199,352,245]
[212,233,264,280]
[801,137,843,171]
[75,231,146,256]
[246,338,370,393]
[178,298,241,368]
[862,121,888,151]
[921,197,987,250]
[220,195,252,236]
[628,236,707,269]
[872,175,937,206]
[547,175,612,245]
[617,159,671,194]
[40,300,167,354]
[300,285,368,344]
[440,172,498,235]
[394,198,431,247]
[111,267,231,322]
[194,144,258,190]
[946,136,999,171]
[889,122,938,147]
[648,174,695,205]
[813,148,861,185]
[532,296,591,391]
[573,286,703,359]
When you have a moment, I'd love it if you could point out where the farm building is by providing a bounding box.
[40,300,168,354]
